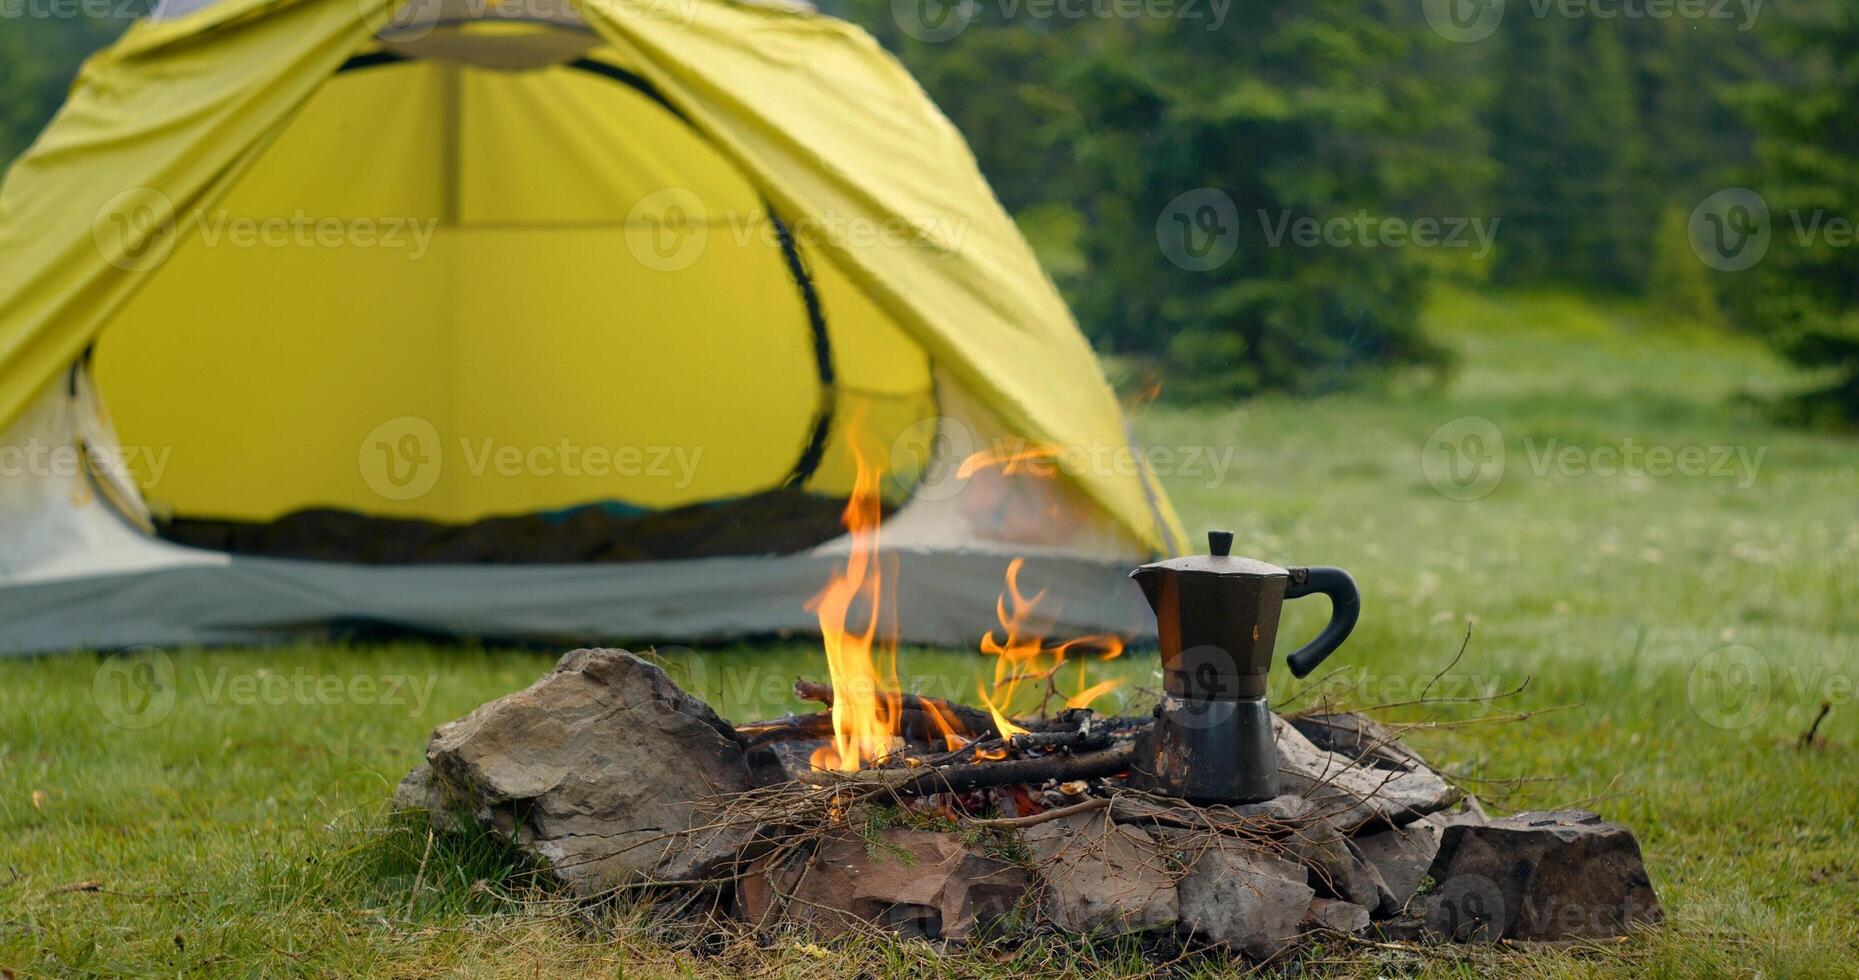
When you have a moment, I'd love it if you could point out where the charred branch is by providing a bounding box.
[800,742,1135,796]
[792,678,1004,739]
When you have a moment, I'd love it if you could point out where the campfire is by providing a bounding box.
[393,422,1663,962]
[799,421,1129,776]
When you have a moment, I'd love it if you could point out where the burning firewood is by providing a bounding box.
[791,678,1005,741]
[798,742,1136,797]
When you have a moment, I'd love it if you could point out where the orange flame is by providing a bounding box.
[956,443,1061,482]
[806,411,902,772]
[977,559,1126,733]
[805,415,1127,771]
[918,699,968,753]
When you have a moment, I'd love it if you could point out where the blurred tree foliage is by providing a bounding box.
[1725,0,1859,423]
[1646,205,1724,327]
[0,11,131,162]
[830,0,1779,401]
[838,1,1486,397]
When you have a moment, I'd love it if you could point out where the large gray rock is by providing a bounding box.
[1288,818,1397,915]
[1159,832,1314,960]
[397,648,754,898]
[1351,812,1449,910]
[1274,715,1461,834]
[1350,803,1489,910]
[738,828,1027,941]
[1420,809,1662,942]
[1302,897,1372,936]
[1023,813,1179,936]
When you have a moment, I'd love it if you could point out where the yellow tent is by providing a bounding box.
[0,0,1183,652]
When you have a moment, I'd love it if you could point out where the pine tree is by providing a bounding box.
[1487,15,1648,291]
[1646,206,1723,327]
[1726,1,1859,423]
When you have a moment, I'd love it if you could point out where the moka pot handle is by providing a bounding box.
[1282,566,1359,678]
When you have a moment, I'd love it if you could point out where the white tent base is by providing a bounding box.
[0,549,1154,654]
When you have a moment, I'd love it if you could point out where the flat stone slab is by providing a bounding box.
[739,828,1027,940]
[1023,813,1179,936]
[1290,712,1432,773]
[1274,715,1462,834]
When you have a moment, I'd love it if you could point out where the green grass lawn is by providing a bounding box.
[4,288,1858,977]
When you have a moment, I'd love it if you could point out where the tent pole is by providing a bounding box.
[439,62,461,228]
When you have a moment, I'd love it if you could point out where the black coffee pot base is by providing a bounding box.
[1129,694,1279,804]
